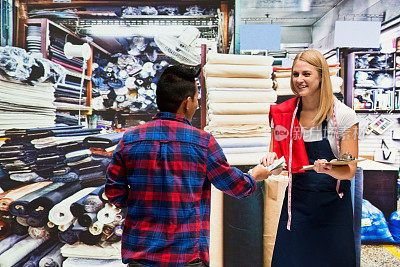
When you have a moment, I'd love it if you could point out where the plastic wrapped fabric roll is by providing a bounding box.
[0,181,52,211]
[207,114,268,126]
[208,102,272,115]
[70,185,105,217]
[0,234,28,254]
[224,152,267,166]
[38,243,65,267]
[204,125,270,138]
[207,53,274,66]
[8,182,66,217]
[0,235,49,266]
[207,89,277,103]
[216,136,269,148]
[48,187,96,226]
[224,181,265,267]
[206,77,273,89]
[204,64,273,78]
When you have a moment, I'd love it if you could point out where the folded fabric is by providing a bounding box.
[216,136,270,148]
[208,103,273,115]
[50,172,79,183]
[207,114,269,126]
[61,242,122,260]
[208,89,277,103]
[207,53,274,66]
[204,125,270,138]
[224,152,267,166]
[206,77,273,89]
[204,64,273,78]
[83,132,125,149]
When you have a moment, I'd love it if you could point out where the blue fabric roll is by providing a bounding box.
[70,185,105,217]
[83,132,125,149]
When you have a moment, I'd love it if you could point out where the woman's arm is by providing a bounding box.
[314,123,359,180]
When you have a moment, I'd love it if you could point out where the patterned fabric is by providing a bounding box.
[106,112,256,266]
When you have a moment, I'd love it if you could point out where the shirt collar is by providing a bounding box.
[153,112,192,126]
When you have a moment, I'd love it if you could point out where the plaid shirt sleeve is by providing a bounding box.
[105,137,129,208]
[206,135,256,198]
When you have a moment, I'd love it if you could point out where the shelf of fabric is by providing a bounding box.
[66,70,91,81]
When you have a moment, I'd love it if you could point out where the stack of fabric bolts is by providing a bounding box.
[203,53,277,165]
[0,127,125,265]
[273,64,342,96]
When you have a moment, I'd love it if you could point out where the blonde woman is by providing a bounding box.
[262,49,358,266]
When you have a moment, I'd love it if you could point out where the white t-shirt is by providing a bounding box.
[271,98,359,158]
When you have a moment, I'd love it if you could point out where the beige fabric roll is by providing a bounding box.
[206,77,273,89]
[207,53,274,66]
[205,125,271,138]
[275,77,291,90]
[224,152,267,165]
[207,114,269,126]
[264,175,288,267]
[207,90,277,103]
[204,64,273,78]
[208,103,273,115]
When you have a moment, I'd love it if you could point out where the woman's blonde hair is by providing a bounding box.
[290,49,334,125]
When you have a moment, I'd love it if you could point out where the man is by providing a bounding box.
[106,65,270,267]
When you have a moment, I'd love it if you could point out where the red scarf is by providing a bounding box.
[269,97,309,173]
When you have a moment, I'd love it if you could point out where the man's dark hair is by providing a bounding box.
[156,65,201,113]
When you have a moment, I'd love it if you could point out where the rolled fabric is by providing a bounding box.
[0,234,28,254]
[8,182,63,217]
[96,203,121,224]
[58,220,74,232]
[0,235,49,266]
[0,219,11,240]
[83,195,104,213]
[62,258,125,267]
[82,132,124,149]
[97,186,108,203]
[16,216,29,226]
[70,185,105,217]
[26,216,48,228]
[206,77,273,89]
[224,152,267,165]
[38,243,65,267]
[204,64,273,78]
[208,102,272,115]
[275,77,291,90]
[216,136,269,148]
[79,230,102,245]
[65,149,92,163]
[58,227,80,245]
[207,89,277,103]
[51,171,79,183]
[77,212,97,227]
[28,226,51,239]
[204,125,270,138]
[0,181,52,211]
[66,156,92,167]
[48,187,96,226]
[89,221,104,236]
[21,240,57,267]
[11,221,29,236]
[207,114,268,126]
[206,53,274,66]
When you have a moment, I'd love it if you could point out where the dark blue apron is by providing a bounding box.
[271,120,356,267]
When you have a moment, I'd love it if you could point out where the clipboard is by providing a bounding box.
[301,158,366,171]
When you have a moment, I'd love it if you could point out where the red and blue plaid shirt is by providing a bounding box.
[106,112,256,266]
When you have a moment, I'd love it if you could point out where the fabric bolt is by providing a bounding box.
[77,171,105,188]
[28,226,51,239]
[89,221,104,236]
[38,243,65,267]
[11,222,29,236]
[207,114,269,126]
[207,89,277,103]
[0,235,49,266]
[60,242,122,260]
[83,195,104,213]
[62,258,125,267]
[106,112,256,266]
[48,187,96,226]
[216,136,270,148]
[50,172,79,183]
[203,64,273,78]
[16,216,29,226]
[21,240,57,267]
[9,172,41,182]
[51,128,102,137]
[89,147,114,158]
[208,102,272,115]
[58,228,80,245]
[83,132,125,149]
[96,203,120,224]
[0,234,28,254]
[0,219,11,239]
[0,181,52,211]
[204,125,270,138]
[206,77,273,89]
[77,212,97,227]
[65,149,91,162]
[70,185,105,217]
[57,220,74,232]
[206,53,274,66]
[73,163,104,176]
[66,156,92,167]
[79,230,102,245]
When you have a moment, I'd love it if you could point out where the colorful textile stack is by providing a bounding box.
[273,64,342,96]
[203,53,276,165]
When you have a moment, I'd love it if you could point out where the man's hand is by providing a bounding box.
[250,165,271,181]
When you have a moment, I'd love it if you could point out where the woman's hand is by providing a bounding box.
[313,159,332,174]
[260,152,278,167]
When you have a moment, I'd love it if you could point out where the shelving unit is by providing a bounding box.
[346,50,399,112]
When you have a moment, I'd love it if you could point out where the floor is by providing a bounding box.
[361,244,400,266]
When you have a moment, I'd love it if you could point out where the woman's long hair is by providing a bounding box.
[290,49,334,125]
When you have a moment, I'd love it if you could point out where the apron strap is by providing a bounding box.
[331,104,343,198]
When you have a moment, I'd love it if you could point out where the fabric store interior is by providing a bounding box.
[1,0,400,266]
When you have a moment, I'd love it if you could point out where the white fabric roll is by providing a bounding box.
[207,114,268,126]
[48,187,96,226]
[208,103,272,115]
[207,53,274,66]
[97,203,121,224]
[206,77,273,89]
[275,77,291,90]
[216,136,269,148]
[204,64,273,78]
[0,236,49,266]
[207,90,277,103]
[225,152,267,166]
[205,125,270,138]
